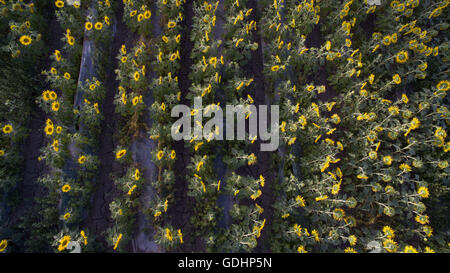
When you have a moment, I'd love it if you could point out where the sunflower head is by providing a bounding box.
[2,124,13,134]
[19,35,32,46]
[62,184,71,193]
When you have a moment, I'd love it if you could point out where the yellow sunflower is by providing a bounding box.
[383,238,398,253]
[116,149,126,159]
[55,0,64,8]
[63,212,71,220]
[0,240,7,252]
[94,22,103,30]
[85,22,93,31]
[396,50,408,63]
[61,184,71,192]
[58,236,71,252]
[133,71,140,81]
[2,124,13,134]
[78,155,86,164]
[436,80,449,91]
[51,101,60,112]
[19,35,32,46]
[392,74,401,84]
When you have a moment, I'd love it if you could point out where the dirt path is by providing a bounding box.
[82,2,131,251]
[168,0,198,252]
[245,0,276,253]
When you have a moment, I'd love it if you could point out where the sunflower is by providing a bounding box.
[104,16,110,25]
[0,240,7,252]
[85,22,93,30]
[271,65,280,72]
[116,149,126,159]
[332,208,345,220]
[94,22,103,30]
[161,102,166,111]
[383,239,398,253]
[367,131,377,142]
[330,183,340,195]
[78,155,86,164]
[132,96,139,106]
[56,126,62,134]
[80,231,88,245]
[438,160,448,169]
[0,150,5,156]
[345,38,352,47]
[385,185,395,194]
[415,214,429,225]
[368,150,377,160]
[396,50,408,63]
[392,74,401,84]
[63,213,71,220]
[51,101,60,111]
[2,124,13,134]
[134,169,140,181]
[45,124,54,135]
[87,84,97,91]
[121,56,127,63]
[170,52,178,61]
[396,3,405,12]
[383,156,392,166]
[168,21,176,28]
[401,93,408,103]
[144,10,151,19]
[424,247,435,253]
[130,10,137,17]
[418,62,427,71]
[383,206,395,216]
[19,35,32,46]
[436,80,449,91]
[52,50,61,62]
[64,72,71,80]
[67,35,75,45]
[42,90,51,101]
[157,150,164,160]
[391,33,398,43]
[382,226,395,238]
[133,71,140,81]
[344,247,356,253]
[348,235,357,246]
[55,0,64,8]
[62,184,71,192]
[297,245,307,253]
[296,195,306,207]
[382,35,391,46]
[48,91,57,100]
[52,139,59,152]
[403,245,418,253]
[433,46,439,56]
[58,236,71,252]
[137,14,144,22]
[399,163,412,172]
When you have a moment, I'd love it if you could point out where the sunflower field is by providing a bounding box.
[0,0,449,254]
